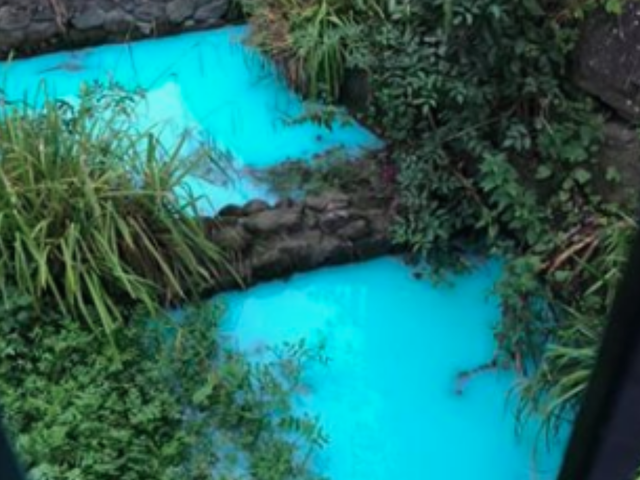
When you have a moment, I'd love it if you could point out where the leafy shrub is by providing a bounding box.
[345,0,633,440]
[0,85,229,335]
[515,214,636,436]
[0,291,328,480]
[359,0,606,264]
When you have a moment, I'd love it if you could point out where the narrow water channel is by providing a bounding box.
[1,25,564,479]
[0,25,380,211]
[221,258,564,480]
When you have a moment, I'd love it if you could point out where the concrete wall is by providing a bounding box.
[0,0,232,58]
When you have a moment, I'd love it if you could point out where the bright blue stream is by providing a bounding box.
[1,26,564,479]
[0,25,381,212]
[220,258,565,479]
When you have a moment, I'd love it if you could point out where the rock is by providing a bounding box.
[218,204,244,218]
[275,232,325,266]
[574,3,640,122]
[0,6,30,31]
[167,0,197,24]
[214,216,240,229]
[136,22,154,35]
[193,0,229,22]
[242,199,270,215]
[305,191,350,212]
[319,209,353,232]
[364,210,391,234]
[593,120,640,205]
[275,197,296,209]
[0,29,24,46]
[134,3,166,23]
[71,8,107,30]
[604,119,638,146]
[249,231,358,283]
[251,244,290,279]
[26,21,59,43]
[0,0,229,56]
[103,10,134,33]
[32,5,56,23]
[316,236,353,265]
[303,212,319,229]
[336,219,370,241]
[209,226,249,252]
[114,0,136,14]
[354,234,393,260]
[198,186,394,295]
[242,208,302,235]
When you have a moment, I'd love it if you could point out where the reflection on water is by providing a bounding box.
[0,26,381,212]
[219,257,565,480]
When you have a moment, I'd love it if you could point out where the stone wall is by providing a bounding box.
[0,0,232,58]
[200,188,397,295]
[574,2,640,123]
[574,3,640,206]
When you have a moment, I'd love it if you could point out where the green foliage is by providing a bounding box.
[251,148,385,198]
[241,0,385,100]
[363,0,605,262]
[516,215,636,436]
[347,0,633,443]
[567,0,626,18]
[0,85,229,336]
[0,291,328,480]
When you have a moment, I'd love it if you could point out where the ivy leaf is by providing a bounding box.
[553,270,572,283]
[522,0,545,16]
[606,166,621,183]
[605,0,623,15]
[535,165,553,180]
[573,168,592,184]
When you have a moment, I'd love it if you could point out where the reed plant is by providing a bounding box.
[0,85,229,335]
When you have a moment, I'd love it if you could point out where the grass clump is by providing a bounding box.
[515,214,636,437]
[241,0,384,101]
[0,85,229,335]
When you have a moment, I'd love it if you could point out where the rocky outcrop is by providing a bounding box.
[573,5,640,206]
[593,120,640,205]
[201,189,397,295]
[574,2,640,122]
[0,0,232,58]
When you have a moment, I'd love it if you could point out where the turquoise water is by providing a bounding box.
[221,258,564,479]
[3,25,564,479]
[0,26,380,212]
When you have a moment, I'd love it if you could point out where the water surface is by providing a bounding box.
[2,25,564,479]
[221,257,564,480]
[0,26,380,211]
